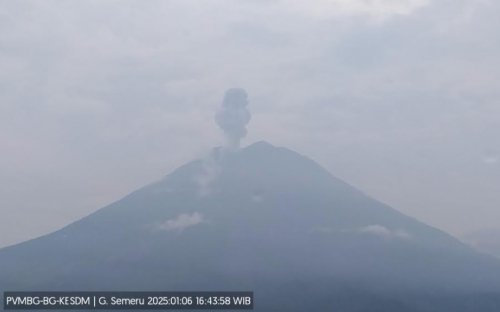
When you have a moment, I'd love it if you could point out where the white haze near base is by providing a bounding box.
[157,212,205,232]
[312,224,412,240]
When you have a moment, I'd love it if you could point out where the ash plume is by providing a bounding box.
[215,88,251,149]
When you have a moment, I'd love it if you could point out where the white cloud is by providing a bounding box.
[311,225,411,239]
[157,212,205,232]
[358,224,411,239]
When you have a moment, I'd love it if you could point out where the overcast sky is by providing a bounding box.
[1,0,499,248]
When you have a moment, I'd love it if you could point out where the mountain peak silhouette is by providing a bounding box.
[1,141,500,311]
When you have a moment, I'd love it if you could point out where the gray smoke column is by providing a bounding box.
[215,88,251,149]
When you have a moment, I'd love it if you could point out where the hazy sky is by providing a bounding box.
[1,0,499,248]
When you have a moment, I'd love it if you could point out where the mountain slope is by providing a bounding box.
[1,141,500,311]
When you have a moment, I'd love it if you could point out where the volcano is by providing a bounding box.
[1,141,500,311]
